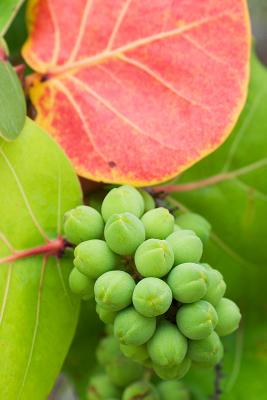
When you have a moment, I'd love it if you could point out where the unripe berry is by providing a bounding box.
[141,207,174,239]
[114,307,156,346]
[167,263,208,303]
[68,268,94,297]
[147,321,187,367]
[132,277,172,317]
[153,357,191,380]
[106,355,144,387]
[157,380,190,400]
[64,205,104,244]
[122,381,159,400]
[120,343,149,363]
[135,239,174,278]
[96,336,121,366]
[176,300,218,340]
[101,185,144,222]
[188,331,223,366]
[202,266,226,306]
[215,298,241,336]
[87,374,120,400]
[166,230,203,264]
[96,304,117,324]
[104,212,145,255]
[74,240,119,279]
[139,189,156,212]
[94,271,135,312]
[175,212,211,243]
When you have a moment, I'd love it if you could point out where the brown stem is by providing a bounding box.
[0,236,66,265]
[212,363,223,400]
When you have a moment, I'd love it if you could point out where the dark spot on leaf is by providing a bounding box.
[108,161,116,168]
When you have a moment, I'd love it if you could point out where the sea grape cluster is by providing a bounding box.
[64,185,241,381]
[87,330,190,400]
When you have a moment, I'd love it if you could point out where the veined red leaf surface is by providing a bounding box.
[23,0,251,185]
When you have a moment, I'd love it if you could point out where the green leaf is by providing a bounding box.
[0,118,82,399]
[0,60,26,140]
[167,53,267,399]
[63,302,103,400]
[0,0,25,37]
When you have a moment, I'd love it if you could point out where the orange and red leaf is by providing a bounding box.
[23,0,251,185]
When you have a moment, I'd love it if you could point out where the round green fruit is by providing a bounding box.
[68,268,94,297]
[153,357,191,380]
[104,212,145,255]
[215,298,241,336]
[157,380,190,400]
[147,321,187,367]
[167,263,208,303]
[96,304,117,324]
[139,189,156,212]
[141,207,174,239]
[175,212,211,243]
[94,271,135,312]
[166,230,203,264]
[87,374,120,400]
[106,355,144,387]
[114,307,156,346]
[120,343,149,363]
[122,381,159,400]
[176,300,218,340]
[64,205,104,245]
[188,331,223,366]
[132,277,172,317]
[101,185,144,222]
[202,267,226,306]
[96,336,121,366]
[135,239,174,278]
[74,240,119,279]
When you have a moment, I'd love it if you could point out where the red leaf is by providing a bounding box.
[23,0,251,185]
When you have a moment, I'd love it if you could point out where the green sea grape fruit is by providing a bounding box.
[106,355,144,387]
[64,205,104,244]
[167,263,208,303]
[157,380,190,400]
[141,207,174,239]
[96,304,117,324]
[135,239,174,278]
[122,381,159,400]
[175,212,211,243]
[101,185,144,222]
[166,230,203,264]
[119,343,149,363]
[176,300,218,340]
[132,277,172,317]
[147,321,187,367]
[173,224,182,232]
[96,336,121,366]
[215,298,241,336]
[104,212,145,255]
[153,357,191,380]
[114,307,156,346]
[188,331,223,366]
[202,266,226,306]
[139,189,156,212]
[74,239,119,279]
[68,268,94,297]
[87,374,120,400]
[94,270,135,311]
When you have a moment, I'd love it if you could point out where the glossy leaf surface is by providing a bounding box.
[0,60,26,140]
[0,118,82,400]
